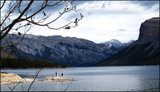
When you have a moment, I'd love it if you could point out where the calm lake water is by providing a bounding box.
[1,65,160,91]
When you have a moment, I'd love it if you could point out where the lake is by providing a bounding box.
[1,65,159,91]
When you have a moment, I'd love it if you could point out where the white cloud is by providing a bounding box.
[25,1,159,43]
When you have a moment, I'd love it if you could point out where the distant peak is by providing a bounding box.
[109,39,122,43]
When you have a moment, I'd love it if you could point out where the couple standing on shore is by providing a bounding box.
[55,72,63,77]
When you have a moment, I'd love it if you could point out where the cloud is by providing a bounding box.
[131,1,159,9]
[5,1,158,43]
[118,29,126,32]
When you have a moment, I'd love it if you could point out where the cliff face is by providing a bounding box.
[136,17,159,52]
[98,17,160,66]
[138,17,159,42]
[133,17,159,55]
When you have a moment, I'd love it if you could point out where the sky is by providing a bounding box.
[2,1,159,43]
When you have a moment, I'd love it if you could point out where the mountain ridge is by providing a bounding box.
[3,34,117,66]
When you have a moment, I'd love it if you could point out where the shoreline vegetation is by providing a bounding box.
[1,59,159,70]
[0,58,68,69]
[1,67,71,70]
[0,58,159,70]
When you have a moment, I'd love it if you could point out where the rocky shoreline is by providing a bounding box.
[1,72,35,85]
[1,72,73,85]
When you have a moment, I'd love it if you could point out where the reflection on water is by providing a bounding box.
[1,65,159,91]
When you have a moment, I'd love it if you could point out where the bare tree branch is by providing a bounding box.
[0,1,21,29]
[0,0,34,40]
[0,0,83,49]
[10,81,21,92]
[0,0,6,9]
[64,81,73,91]
[19,0,64,22]
[1,25,31,48]
[27,69,41,92]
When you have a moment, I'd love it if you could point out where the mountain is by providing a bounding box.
[121,40,135,47]
[0,50,16,59]
[98,17,160,66]
[102,39,134,51]
[104,39,123,49]
[3,35,116,66]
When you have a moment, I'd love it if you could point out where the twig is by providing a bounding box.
[64,81,73,91]
[27,69,41,92]
[7,80,22,92]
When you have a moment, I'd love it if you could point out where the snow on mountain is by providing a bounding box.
[103,39,134,51]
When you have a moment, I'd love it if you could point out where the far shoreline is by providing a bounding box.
[0,67,71,70]
[1,65,159,70]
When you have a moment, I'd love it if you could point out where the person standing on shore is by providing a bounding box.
[61,73,63,77]
[55,72,58,77]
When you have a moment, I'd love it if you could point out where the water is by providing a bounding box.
[1,65,159,91]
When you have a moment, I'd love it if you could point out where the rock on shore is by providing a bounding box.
[1,72,35,85]
[1,72,73,85]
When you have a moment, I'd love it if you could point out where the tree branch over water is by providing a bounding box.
[27,69,41,92]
